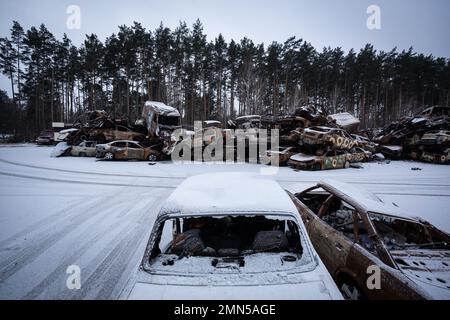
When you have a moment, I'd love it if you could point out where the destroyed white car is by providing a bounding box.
[121,173,343,300]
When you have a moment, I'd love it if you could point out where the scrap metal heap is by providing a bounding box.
[373,106,450,164]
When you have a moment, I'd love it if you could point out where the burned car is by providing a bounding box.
[419,130,450,147]
[120,173,343,300]
[266,146,299,166]
[96,140,161,161]
[348,147,372,163]
[421,149,450,164]
[70,141,97,157]
[288,180,450,300]
[288,150,350,171]
[300,126,357,151]
[378,145,403,159]
[35,129,54,145]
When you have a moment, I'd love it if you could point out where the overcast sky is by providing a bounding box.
[1,0,449,95]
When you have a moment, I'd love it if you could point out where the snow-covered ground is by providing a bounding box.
[0,144,449,299]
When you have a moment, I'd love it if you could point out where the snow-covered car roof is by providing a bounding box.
[160,172,299,217]
[318,179,415,220]
[144,101,180,117]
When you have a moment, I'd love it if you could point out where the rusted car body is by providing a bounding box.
[419,130,450,147]
[36,129,54,145]
[70,141,97,157]
[288,150,350,171]
[88,125,145,143]
[266,146,299,166]
[96,140,161,161]
[351,134,378,152]
[300,126,357,151]
[378,145,403,159]
[348,147,372,163]
[421,149,450,164]
[327,112,361,133]
[287,180,450,300]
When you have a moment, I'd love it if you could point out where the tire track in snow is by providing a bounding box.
[21,196,158,299]
[0,187,135,282]
[0,158,185,180]
[0,170,178,189]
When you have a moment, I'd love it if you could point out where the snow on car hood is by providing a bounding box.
[126,267,342,300]
[392,250,450,299]
[290,153,317,162]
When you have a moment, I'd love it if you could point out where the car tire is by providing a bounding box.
[312,163,321,171]
[104,152,114,160]
[148,153,158,162]
[79,152,86,157]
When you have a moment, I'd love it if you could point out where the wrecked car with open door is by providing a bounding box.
[120,173,342,300]
[287,179,450,300]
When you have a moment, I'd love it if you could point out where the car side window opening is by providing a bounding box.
[112,142,127,148]
[319,196,376,253]
[369,213,449,251]
[150,215,303,261]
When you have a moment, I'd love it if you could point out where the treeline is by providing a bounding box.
[0,19,449,137]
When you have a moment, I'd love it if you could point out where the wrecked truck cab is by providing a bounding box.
[142,101,181,139]
[121,173,342,300]
[288,179,450,300]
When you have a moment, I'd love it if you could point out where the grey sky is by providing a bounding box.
[1,0,449,95]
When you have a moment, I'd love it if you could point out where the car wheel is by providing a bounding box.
[79,152,86,157]
[340,282,364,300]
[344,161,350,168]
[313,163,321,171]
[148,153,158,162]
[104,152,114,160]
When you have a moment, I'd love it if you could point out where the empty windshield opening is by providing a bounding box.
[159,115,180,126]
[151,215,303,260]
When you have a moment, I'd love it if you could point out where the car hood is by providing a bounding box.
[392,250,450,299]
[290,153,317,162]
[126,275,341,300]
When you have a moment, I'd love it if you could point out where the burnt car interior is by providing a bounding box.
[149,215,303,269]
[297,189,450,254]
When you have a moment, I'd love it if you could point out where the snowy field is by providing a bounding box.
[0,144,449,299]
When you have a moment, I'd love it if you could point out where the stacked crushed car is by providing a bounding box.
[374,106,450,164]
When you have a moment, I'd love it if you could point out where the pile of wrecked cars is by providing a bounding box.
[374,106,450,164]
[52,101,181,161]
[264,107,374,170]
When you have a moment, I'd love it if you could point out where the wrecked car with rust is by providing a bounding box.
[348,147,372,163]
[287,179,450,300]
[419,130,450,147]
[35,129,54,145]
[120,173,343,300]
[266,146,299,166]
[96,140,161,161]
[421,149,450,164]
[288,150,350,171]
[70,141,97,157]
[300,126,357,151]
